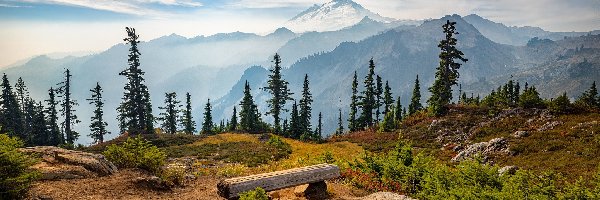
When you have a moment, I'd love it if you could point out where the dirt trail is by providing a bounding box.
[27,169,366,200]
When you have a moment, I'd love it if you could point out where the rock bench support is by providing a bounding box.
[217,163,340,199]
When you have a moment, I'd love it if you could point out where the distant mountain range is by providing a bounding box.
[2,0,598,144]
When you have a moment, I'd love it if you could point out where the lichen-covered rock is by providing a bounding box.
[513,131,529,138]
[538,121,563,131]
[19,146,117,180]
[451,138,509,162]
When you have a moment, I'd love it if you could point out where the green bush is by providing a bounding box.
[344,140,600,199]
[239,187,268,200]
[266,135,292,155]
[103,136,166,173]
[549,92,573,114]
[0,134,39,199]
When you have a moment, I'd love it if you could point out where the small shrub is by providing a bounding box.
[0,134,39,199]
[103,136,166,173]
[267,135,292,153]
[239,187,268,200]
[319,151,336,164]
[159,166,186,188]
[217,164,248,178]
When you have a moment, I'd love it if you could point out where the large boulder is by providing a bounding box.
[451,138,509,162]
[18,146,117,180]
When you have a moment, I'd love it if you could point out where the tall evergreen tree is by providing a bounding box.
[180,92,196,134]
[1,74,24,139]
[299,74,313,136]
[409,75,422,115]
[336,109,344,135]
[428,20,468,116]
[239,81,262,133]
[315,112,322,141]
[395,96,403,122]
[229,106,238,131]
[118,27,154,135]
[282,118,288,136]
[375,75,383,123]
[87,83,109,144]
[263,53,293,134]
[158,92,181,134]
[31,101,47,146]
[14,77,29,112]
[45,87,62,146]
[290,101,301,139]
[202,99,214,135]
[142,86,154,133]
[383,81,394,115]
[56,69,79,145]
[359,58,377,128]
[348,71,359,131]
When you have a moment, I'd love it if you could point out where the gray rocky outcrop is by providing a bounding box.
[19,146,117,180]
[451,137,509,162]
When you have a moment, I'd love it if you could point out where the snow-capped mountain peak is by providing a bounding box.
[284,0,395,33]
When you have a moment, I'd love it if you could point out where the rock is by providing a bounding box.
[513,131,529,138]
[359,192,415,200]
[499,166,519,175]
[19,146,117,180]
[571,121,599,130]
[538,121,563,131]
[451,138,509,162]
[294,181,328,199]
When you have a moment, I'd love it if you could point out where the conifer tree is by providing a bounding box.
[263,53,293,134]
[202,99,214,135]
[229,106,238,131]
[375,75,383,123]
[290,101,301,139]
[359,58,377,128]
[22,99,36,145]
[519,85,545,109]
[299,74,313,136]
[575,81,599,109]
[315,112,322,141]
[395,96,403,122]
[180,92,196,134]
[383,81,394,115]
[348,71,359,131]
[14,77,28,112]
[158,92,181,134]
[282,118,288,136]
[428,20,468,116]
[45,87,62,146]
[336,109,344,135]
[118,27,154,135]
[239,81,262,133]
[87,83,109,144]
[57,69,80,145]
[1,74,24,139]
[31,101,47,146]
[380,106,395,132]
[408,75,422,115]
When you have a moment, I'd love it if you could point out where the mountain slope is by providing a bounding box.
[463,14,599,46]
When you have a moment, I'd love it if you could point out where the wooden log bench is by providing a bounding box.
[217,163,340,199]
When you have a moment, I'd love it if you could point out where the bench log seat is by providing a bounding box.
[217,163,340,199]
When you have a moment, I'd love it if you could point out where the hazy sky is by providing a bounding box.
[0,0,598,67]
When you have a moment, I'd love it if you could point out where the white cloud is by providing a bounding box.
[17,0,202,16]
[228,0,320,9]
